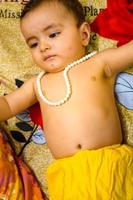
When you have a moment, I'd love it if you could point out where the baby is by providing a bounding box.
[0,0,133,199]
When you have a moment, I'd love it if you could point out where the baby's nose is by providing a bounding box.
[40,41,51,52]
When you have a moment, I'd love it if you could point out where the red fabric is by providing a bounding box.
[29,103,43,128]
[90,0,133,46]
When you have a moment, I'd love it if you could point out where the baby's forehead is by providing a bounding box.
[26,1,76,22]
[33,1,71,14]
[20,3,77,39]
[48,2,77,20]
[21,0,84,28]
[21,2,76,27]
[27,2,71,19]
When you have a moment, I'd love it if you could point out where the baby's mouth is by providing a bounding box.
[44,55,56,61]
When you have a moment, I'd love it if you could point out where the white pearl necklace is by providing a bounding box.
[36,51,97,106]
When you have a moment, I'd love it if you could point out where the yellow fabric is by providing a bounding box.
[47,144,133,200]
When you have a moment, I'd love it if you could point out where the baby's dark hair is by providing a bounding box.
[21,0,85,27]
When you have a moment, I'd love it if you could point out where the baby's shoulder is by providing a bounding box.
[84,50,113,77]
[89,49,116,67]
[85,51,106,68]
[21,75,38,95]
[24,75,37,87]
[91,48,117,63]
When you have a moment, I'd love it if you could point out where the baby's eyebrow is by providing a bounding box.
[43,23,63,32]
[26,36,36,44]
[26,23,63,44]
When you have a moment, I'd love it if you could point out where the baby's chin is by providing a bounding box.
[43,65,65,73]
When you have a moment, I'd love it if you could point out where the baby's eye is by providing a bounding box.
[29,43,38,48]
[49,32,60,38]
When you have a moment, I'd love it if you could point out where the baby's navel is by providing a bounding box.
[91,76,96,81]
[77,144,82,149]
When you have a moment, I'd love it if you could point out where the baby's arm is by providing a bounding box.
[0,77,37,122]
[99,40,133,77]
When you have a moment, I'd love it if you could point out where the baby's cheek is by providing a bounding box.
[32,53,40,64]
[66,47,75,56]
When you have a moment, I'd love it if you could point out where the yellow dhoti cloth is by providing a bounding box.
[47,144,133,200]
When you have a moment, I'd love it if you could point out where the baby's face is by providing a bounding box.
[20,2,90,73]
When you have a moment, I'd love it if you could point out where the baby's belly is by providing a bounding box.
[43,108,122,158]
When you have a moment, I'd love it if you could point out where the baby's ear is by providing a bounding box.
[80,22,90,46]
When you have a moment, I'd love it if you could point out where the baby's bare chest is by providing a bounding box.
[41,74,116,134]
[41,66,114,104]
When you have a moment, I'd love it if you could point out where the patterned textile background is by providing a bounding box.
[0,0,133,197]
